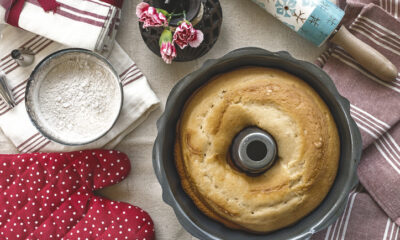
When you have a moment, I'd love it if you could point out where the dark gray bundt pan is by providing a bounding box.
[153,47,362,240]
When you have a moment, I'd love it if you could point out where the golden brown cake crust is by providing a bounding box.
[174,67,340,233]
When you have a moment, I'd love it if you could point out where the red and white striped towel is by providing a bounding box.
[0,26,159,153]
[0,0,121,55]
[312,0,400,239]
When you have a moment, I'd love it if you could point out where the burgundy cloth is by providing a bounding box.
[2,0,123,27]
[313,191,399,239]
[0,150,155,240]
[312,0,400,239]
[100,0,122,8]
[4,0,60,27]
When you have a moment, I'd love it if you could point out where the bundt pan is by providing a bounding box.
[153,47,362,239]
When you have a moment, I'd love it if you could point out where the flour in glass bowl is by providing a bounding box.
[37,57,121,143]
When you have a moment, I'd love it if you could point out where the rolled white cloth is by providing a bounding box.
[0,0,120,55]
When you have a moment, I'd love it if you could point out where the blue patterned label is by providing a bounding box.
[297,0,344,46]
[252,0,344,46]
[275,0,297,17]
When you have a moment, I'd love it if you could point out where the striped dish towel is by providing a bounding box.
[0,26,159,153]
[312,0,400,239]
[0,0,121,55]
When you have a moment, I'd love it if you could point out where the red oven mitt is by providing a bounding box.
[0,150,155,240]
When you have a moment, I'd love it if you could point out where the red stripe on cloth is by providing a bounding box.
[56,8,105,27]
[29,38,49,52]
[15,96,24,105]
[86,0,111,7]
[25,36,46,50]
[32,40,53,54]
[21,35,41,48]
[12,79,28,92]
[0,104,9,113]
[27,0,109,20]
[29,38,51,52]
[33,139,51,152]
[100,0,122,8]
[57,2,108,20]
[0,103,13,115]
[0,58,15,68]
[1,54,11,62]
[119,64,136,78]
[0,36,45,69]
[0,38,53,116]
[121,67,139,80]
[2,61,17,72]
[123,74,143,87]
[122,71,142,82]
[5,64,18,74]
[26,0,105,27]
[122,70,141,82]
[86,0,122,8]
[12,85,26,98]
[0,107,12,116]
[122,68,141,79]
[23,136,48,153]
[16,132,40,149]
[12,90,27,104]
[0,83,26,110]
[0,90,25,116]
[19,134,44,152]
[1,39,53,77]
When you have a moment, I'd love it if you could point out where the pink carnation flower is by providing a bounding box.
[136,2,168,28]
[173,21,204,49]
[159,29,177,64]
[136,2,149,18]
[160,42,177,64]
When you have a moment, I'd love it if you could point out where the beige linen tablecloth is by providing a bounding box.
[0,0,325,239]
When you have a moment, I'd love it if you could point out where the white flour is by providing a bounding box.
[38,58,121,142]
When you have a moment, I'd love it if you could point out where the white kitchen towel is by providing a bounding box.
[0,26,160,153]
[0,0,120,55]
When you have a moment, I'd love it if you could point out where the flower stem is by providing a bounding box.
[170,13,184,17]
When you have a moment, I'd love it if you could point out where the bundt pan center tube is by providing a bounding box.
[230,127,278,176]
[153,48,362,240]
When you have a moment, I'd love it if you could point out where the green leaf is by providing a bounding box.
[156,8,169,16]
[159,29,173,46]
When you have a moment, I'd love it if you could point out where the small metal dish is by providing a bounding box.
[153,48,362,240]
[25,48,123,146]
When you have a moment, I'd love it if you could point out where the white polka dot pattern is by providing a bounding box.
[0,150,155,240]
